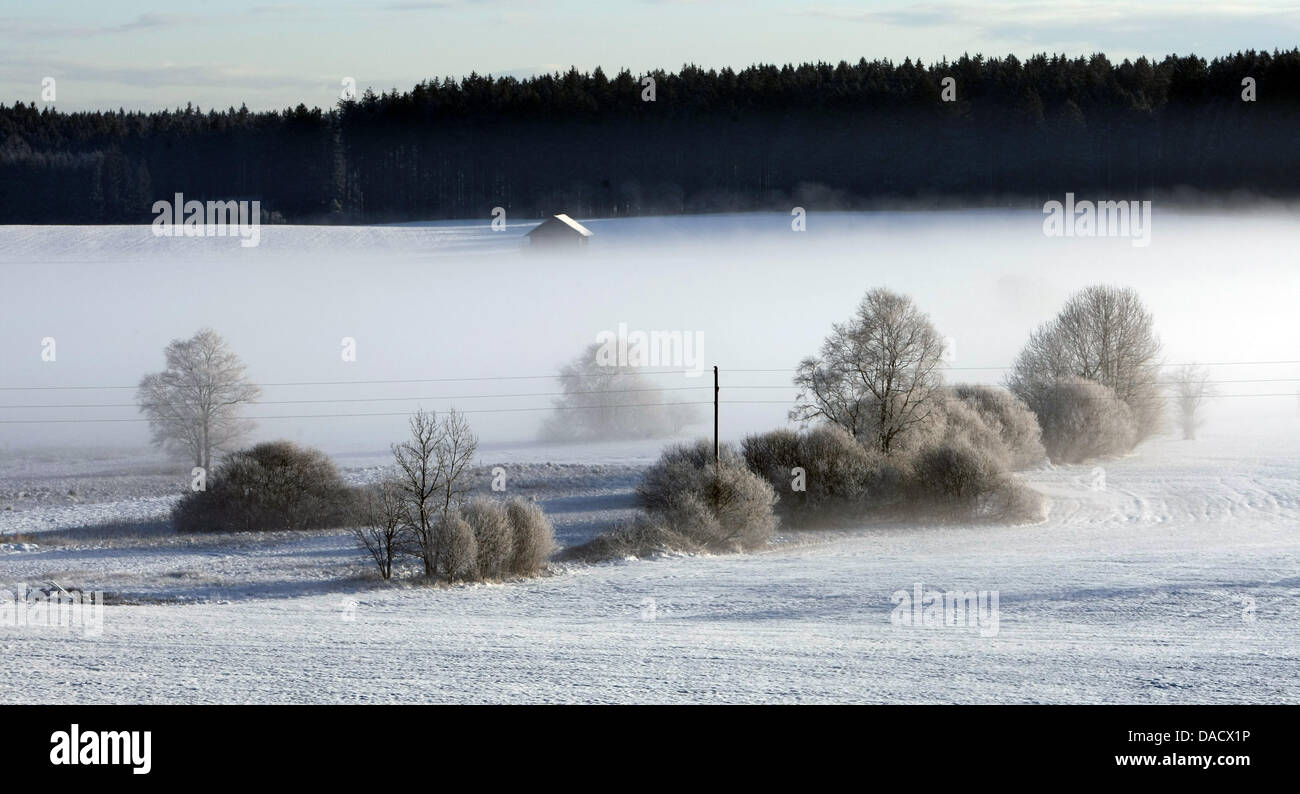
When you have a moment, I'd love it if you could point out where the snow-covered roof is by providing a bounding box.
[528,213,594,237]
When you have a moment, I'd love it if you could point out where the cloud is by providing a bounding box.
[805,1,1300,47]
[0,13,199,41]
[377,1,459,9]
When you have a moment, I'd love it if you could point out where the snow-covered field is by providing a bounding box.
[0,428,1296,704]
[1,213,1296,702]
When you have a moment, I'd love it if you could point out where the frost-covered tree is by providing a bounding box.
[354,479,406,579]
[136,328,261,470]
[1167,363,1214,440]
[539,342,698,441]
[791,287,946,454]
[392,408,477,577]
[1007,285,1164,440]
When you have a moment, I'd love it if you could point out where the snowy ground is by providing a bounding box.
[1,212,1296,702]
[1,429,1296,704]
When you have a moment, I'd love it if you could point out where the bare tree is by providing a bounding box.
[1008,285,1164,439]
[136,328,261,470]
[392,410,440,577]
[791,287,946,454]
[354,479,406,579]
[391,408,478,577]
[1167,363,1214,440]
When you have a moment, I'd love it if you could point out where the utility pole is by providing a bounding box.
[713,365,719,466]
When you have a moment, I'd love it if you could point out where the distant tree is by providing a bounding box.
[1167,363,1215,440]
[1007,285,1164,440]
[136,328,261,470]
[791,287,946,454]
[539,342,698,441]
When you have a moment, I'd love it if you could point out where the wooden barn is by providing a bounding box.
[526,213,593,248]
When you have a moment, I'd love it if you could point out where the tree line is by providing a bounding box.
[4,49,1297,223]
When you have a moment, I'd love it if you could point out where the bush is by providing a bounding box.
[948,385,1046,469]
[562,512,699,563]
[438,512,478,581]
[1029,377,1138,463]
[905,441,1048,523]
[740,427,801,487]
[740,417,1047,526]
[447,496,558,581]
[634,438,777,552]
[636,438,735,512]
[462,499,513,579]
[172,441,356,533]
[505,497,557,576]
[988,479,1050,524]
[743,425,902,524]
[908,442,1006,502]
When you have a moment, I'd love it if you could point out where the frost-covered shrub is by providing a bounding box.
[740,428,801,487]
[438,512,478,581]
[948,385,1046,469]
[462,498,513,580]
[797,424,879,505]
[449,496,557,581]
[908,442,1006,502]
[657,492,723,545]
[1030,377,1138,463]
[634,438,777,552]
[739,410,1048,526]
[988,479,1050,524]
[636,438,736,513]
[697,463,779,551]
[905,441,1047,523]
[934,400,1004,459]
[172,440,356,533]
[562,512,699,563]
[505,497,556,576]
[742,425,902,524]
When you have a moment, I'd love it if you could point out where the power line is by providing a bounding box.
[10,379,1295,411]
[723,393,1300,405]
[0,401,714,425]
[0,369,708,392]
[2,391,1295,425]
[0,385,726,410]
[732,360,1300,372]
[3,359,1296,392]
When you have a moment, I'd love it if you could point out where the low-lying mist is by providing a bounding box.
[1,209,1296,458]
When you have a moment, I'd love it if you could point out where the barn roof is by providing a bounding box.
[527,213,594,237]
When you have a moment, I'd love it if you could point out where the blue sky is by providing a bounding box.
[3,0,1298,111]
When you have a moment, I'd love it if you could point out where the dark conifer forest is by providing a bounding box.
[2,50,1298,224]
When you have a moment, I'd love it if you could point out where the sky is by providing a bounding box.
[2,0,1299,111]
